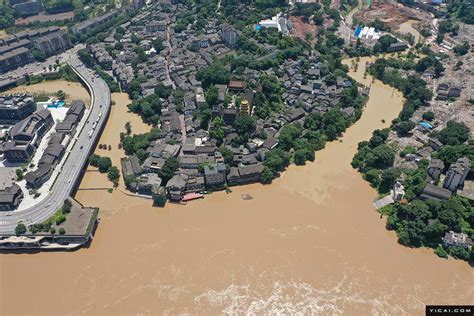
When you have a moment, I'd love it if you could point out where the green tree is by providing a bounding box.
[98,157,112,173]
[365,169,381,187]
[159,157,179,185]
[395,121,415,136]
[59,228,66,235]
[278,123,303,151]
[210,116,225,144]
[15,223,27,236]
[107,166,120,186]
[372,144,395,169]
[261,166,276,183]
[196,63,230,88]
[205,86,219,106]
[62,199,72,214]
[233,114,256,142]
[151,38,165,52]
[439,121,470,145]
[422,111,435,122]
[16,169,24,181]
[218,146,234,165]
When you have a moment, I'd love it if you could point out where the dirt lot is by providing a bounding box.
[289,16,319,45]
[355,3,427,30]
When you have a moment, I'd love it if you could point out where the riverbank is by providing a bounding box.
[79,92,150,190]
[2,57,473,314]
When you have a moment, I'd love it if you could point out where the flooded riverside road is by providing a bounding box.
[1,58,473,315]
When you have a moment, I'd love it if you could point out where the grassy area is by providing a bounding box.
[29,200,72,234]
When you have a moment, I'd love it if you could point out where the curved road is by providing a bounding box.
[0,54,111,235]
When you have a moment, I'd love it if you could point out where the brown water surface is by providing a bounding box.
[1,58,473,315]
[9,80,90,106]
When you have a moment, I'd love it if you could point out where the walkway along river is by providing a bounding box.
[1,57,473,315]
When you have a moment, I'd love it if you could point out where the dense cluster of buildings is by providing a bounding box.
[0,26,71,73]
[1,108,54,162]
[9,0,44,16]
[23,100,85,189]
[397,134,472,201]
[0,95,86,211]
[77,2,362,203]
[0,94,37,123]
[0,168,24,211]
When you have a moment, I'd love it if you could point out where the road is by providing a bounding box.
[0,53,111,235]
[0,44,86,82]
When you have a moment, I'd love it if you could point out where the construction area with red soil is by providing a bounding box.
[289,16,319,45]
[355,2,427,30]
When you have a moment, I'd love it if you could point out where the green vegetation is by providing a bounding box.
[422,111,435,122]
[89,154,120,186]
[120,128,160,161]
[15,169,24,181]
[438,121,470,146]
[15,223,27,236]
[447,3,474,24]
[0,4,15,29]
[352,57,474,262]
[196,62,230,88]
[159,157,179,185]
[107,166,120,186]
[28,200,73,234]
[383,197,473,256]
[453,41,470,56]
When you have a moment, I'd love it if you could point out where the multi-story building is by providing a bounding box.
[0,168,24,211]
[443,157,471,192]
[146,21,167,32]
[0,42,33,73]
[3,109,53,162]
[0,94,37,122]
[204,163,226,190]
[221,23,238,47]
[0,26,71,73]
[71,10,120,35]
[32,29,72,57]
[10,0,44,16]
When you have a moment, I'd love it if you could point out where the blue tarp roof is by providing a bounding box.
[419,121,433,129]
[354,25,362,37]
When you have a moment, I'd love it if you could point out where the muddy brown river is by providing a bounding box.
[1,58,473,315]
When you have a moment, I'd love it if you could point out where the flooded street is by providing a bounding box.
[1,58,473,315]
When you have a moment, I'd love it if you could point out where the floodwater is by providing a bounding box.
[9,80,91,107]
[398,19,422,43]
[1,58,473,315]
[80,92,150,189]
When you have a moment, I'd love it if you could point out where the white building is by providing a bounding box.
[442,231,473,248]
[257,13,290,35]
[392,181,405,201]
